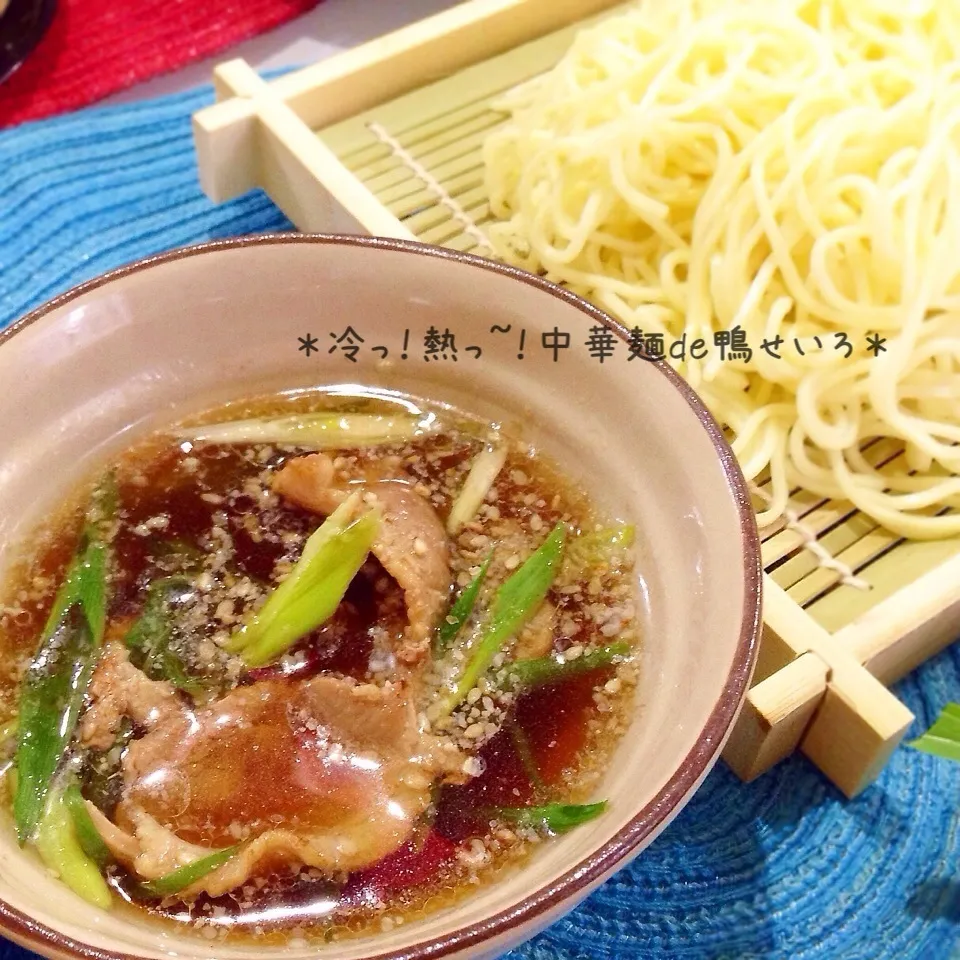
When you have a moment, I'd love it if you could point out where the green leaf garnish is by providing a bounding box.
[907,703,960,762]
[124,578,206,695]
[80,718,134,815]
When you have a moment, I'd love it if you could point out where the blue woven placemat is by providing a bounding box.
[3,84,960,960]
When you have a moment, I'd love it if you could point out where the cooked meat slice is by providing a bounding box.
[80,643,181,750]
[512,600,556,660]
[92,803,290,900]
[85,801,140,862]
[190,829,349,898]
[272,453,344,514]
[110,673,463,894]
[94,808,388,899]
[90,803,214,880]
[273,454,452,666]
[365,481,452,664]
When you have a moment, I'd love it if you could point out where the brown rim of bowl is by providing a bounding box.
[0,233,763,960]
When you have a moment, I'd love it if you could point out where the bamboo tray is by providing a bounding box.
[191,0,960,798]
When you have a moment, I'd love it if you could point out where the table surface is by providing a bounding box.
[104,0,464,105]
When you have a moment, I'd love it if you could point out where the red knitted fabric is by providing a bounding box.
[0,0,321,128]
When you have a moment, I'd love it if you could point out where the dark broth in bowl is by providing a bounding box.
[0,388,639,945]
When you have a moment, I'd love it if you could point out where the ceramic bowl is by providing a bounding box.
[0,235,761,960]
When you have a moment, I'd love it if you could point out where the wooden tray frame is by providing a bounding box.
[191,0,960,798]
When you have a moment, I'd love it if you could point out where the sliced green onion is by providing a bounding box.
[84,472,118,532]
[506,720,545,794]
[907,703,960,762]
[0,716,17,780]
[35,788,112,909]
[149,538,204,572]
[227,495,357,653]
[63,784,112,868]
[229,498,380,667]
[579,525,635,550]
[81,718,134,816]
[504,642,631,690]
[489,801,608,834]
[435,522,566,717]
[446,444,507,535]
[124,578,206,695]
[137,844,241,897]
[434,553,493,656]
[565,525,635,576]
[76,543,108,648]
[14,479,114,844]
[180,412,436,449]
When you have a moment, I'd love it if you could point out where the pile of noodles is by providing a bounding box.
[483,0,960,539]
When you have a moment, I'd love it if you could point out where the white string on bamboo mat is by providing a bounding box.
[497,73,548,102]
[366,122,494,252]
[751,484,870,591]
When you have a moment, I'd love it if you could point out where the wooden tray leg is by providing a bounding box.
[800,665,913,798]
[723,581,915,797]
[723,652,828,783]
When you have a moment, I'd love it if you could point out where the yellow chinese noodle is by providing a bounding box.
[483,0,960,539]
